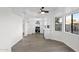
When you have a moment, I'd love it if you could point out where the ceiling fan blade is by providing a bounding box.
[44,11,49,13]
[39,7,49,14]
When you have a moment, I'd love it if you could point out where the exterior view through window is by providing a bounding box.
[55,17,62,31]
[65,15,71,32]
[73,13,79,34]
[65,13,79,35]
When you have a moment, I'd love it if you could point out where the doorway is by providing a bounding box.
[35,26,40,33]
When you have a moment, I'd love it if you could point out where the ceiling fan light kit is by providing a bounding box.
[41,11,45,14]
[40,7,49,14]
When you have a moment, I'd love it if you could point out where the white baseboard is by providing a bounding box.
[0,49,11,52]
[9,36,23,52]
[0,36,23,52]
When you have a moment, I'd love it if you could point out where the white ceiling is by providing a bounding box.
[11,7,79,18]
[11,7,56,18]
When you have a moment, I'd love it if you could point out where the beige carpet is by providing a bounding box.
[12,33,75,52]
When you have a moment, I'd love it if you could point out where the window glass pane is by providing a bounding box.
[55,17,62,31]
[73,13,79,34]
[65,15,71,32]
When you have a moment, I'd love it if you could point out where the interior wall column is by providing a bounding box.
[23,11,26,37]
[52,16,55,32]
[62,16,65,32]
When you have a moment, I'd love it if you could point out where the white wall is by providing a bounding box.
[44,8,79,52]
[0,8,23,52]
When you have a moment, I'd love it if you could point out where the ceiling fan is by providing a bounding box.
[39,7,49,14]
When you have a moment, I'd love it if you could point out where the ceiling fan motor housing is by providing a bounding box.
[40,7,49,13]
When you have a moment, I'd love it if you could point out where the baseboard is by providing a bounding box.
[0,49,11,52]
[0,36,23,52]
[46,38,76,52]
[9,36,23,52]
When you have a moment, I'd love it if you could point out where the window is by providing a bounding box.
[73,13,79,34]
[65,13,79,35]
[65,15,71,32]
[55,17,62,31]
